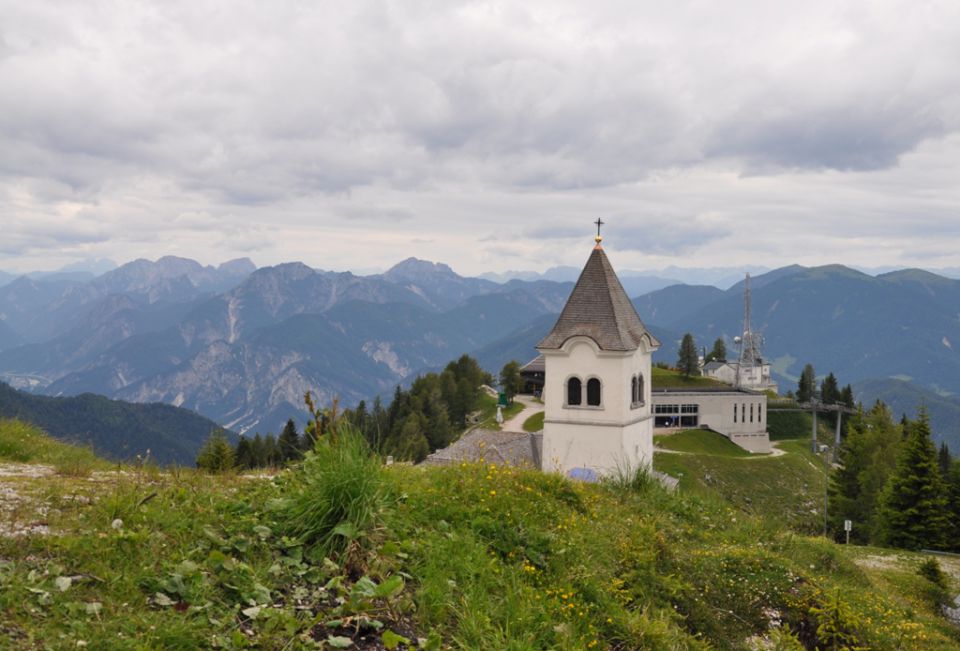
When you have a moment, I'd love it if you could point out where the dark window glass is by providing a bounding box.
[587,378,602,406]
[734,404,737,423]
[631,376,638,404]
[567,377,582,406]
[638,373,645,404]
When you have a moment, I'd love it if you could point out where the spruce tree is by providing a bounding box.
[820,372,839,405]
[877,409,948,550]
[278,419,302,463]
[677,333,699,378]
[797,364,816,403]
[829,401,903,543]
[938,442,952,477]
[196,430,235,473]
[235,436,253,469]
[499,360,523,402]
[705,337,727,363]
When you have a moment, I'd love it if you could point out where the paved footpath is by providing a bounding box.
[501,394,544,431]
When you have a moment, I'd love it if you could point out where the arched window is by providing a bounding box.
[567,377,582,406]
[631,376,638,405]
[586,378,602,406]
[637,373,645,405]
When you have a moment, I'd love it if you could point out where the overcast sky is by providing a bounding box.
[2,1,959,277]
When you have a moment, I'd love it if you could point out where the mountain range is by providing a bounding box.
[2,254,960,452]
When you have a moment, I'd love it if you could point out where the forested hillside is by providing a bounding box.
[0,382,228,464]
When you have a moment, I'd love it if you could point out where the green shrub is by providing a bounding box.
[195,429,235,472]
[281,423,391,561]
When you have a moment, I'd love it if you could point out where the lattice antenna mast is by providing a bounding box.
[736,273,761,388]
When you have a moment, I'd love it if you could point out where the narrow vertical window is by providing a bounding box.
[587,378,602,406]
[750,403,754,423]
[631,376,638,405]
[567,377,582,406]
[734,404,737,423]
[638,373,645,404]
[758,403,762,422]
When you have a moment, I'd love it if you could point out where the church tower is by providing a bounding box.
[537,228,660,477]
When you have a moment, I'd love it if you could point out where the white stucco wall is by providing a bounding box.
[539,336,655,476]
[651,390,770,453]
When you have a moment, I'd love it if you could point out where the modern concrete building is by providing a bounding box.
[650,387,770,453]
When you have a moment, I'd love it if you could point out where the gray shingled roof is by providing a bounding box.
[537,245,660,352]
[421,429,543,468]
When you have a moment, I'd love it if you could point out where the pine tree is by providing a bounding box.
[235,436,253,469]
[705,337,727,364]
[499,360,523,402]
[938,442,952,477]
[820,372,839,405]
[278,419,302,463]
[829,401,902,543]
[196,429,235,473]
[946,460,960,552]
[677,333,699,378]
[877,409,948,550]
[840,384,855,409]
[797,364,816,403]
[250,433,266,468]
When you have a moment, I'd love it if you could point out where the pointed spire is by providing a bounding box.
[537,242,659,352]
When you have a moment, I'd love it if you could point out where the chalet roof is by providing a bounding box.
[537,245,659,352]
[520,355,545,373]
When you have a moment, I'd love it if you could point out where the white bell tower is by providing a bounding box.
[537,224,660,477]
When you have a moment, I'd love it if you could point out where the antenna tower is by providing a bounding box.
[736,273,762,388]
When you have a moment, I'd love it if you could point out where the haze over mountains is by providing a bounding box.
[2,254,960,451]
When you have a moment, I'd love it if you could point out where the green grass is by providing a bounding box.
[655,438,829,534]
[0,418,109,475]
[651,366,726,388]
[1,421,958,649]
[476,393,525,431]
[522,411,544,432]
[654,428,753,457]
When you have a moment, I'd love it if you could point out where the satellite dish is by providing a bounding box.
[734,336,742,344]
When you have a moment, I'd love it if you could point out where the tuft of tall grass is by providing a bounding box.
[281,423,392,561]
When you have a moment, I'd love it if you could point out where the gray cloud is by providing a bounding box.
[1,1,959,275]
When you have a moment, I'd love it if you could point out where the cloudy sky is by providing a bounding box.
[2,1,959,277]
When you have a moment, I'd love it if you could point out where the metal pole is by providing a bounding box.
[834,410,842,463]
[811,401,818,453]
[824,449,829,538]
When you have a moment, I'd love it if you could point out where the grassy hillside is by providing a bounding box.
[651,365,727,389]
[1,422,958,649]
[0,419,109,475]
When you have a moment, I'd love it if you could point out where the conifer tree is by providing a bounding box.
[938,442,952,477]
[820,372,839,405]
[235,436,253,469]
[196,429,235,472]
[945,460,960,552]
[499,360,523,402]
[705,337,727,363]
[278,419,302,462]
[797,364,816,403]
[677,333,699,378]
[877,409,948,550]
[829,401,902,543]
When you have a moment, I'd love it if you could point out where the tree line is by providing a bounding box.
[196,354,492,470]
[829,402,958,552]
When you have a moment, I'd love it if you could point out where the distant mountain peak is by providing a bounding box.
[384,257,459,281]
